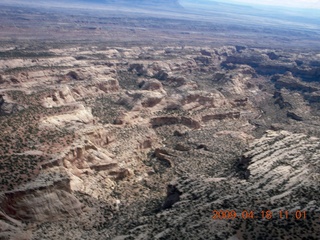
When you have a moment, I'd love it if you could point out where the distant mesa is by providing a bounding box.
[80,0,182,9]
[27,0,183,9]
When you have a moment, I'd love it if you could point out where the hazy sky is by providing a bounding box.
[214,0,320,9]
[224,0,320,9]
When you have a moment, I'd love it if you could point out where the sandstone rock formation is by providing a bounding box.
[0,44,319,239]
[111,131,320,239]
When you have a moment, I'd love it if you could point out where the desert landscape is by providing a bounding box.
[0,0,319,239]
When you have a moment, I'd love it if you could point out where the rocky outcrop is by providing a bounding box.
[0,175,83,222]
[108,168,132,181]
[42,86,76,108]
[165,76,187,87]
[154,148,175,167]
[118,131,320,239]
[194,55,211,65]
[305,92,320,103]
[222,48,320,85]
[232,97,248,107]
[246,130,320,196]
[151,116,200,129]
[181,91,226,110]
[273,75,319,92]
[41,105,93,127]
[0,215,31,240]
[271,74,320,106]
[128,63,146,76]
[287,111,303,121]
[223,50,297,76]
[62,139,117,172]
[139,79,163,91]
[65,70,84,81]
[180,116,201,129]
[140,92,164,108]
[202,111,240,122]
[128,58,198,84]
[200,49,212,57]
[273,91,292,109]
[97,78,120,93]
[0,94,25,115]
[151,116,180,127]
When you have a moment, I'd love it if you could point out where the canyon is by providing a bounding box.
[0,1,320,240]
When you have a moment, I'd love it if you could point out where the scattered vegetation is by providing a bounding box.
[0,154,44,191]
[0,49,55,59]
[0,102,75,153]
[92,96,127,124]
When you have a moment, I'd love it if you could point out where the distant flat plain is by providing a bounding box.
[0,1,319,50]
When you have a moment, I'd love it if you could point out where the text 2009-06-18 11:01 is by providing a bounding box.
[212,210,307,220]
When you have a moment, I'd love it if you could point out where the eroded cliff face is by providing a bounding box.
[0,44,319,239]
